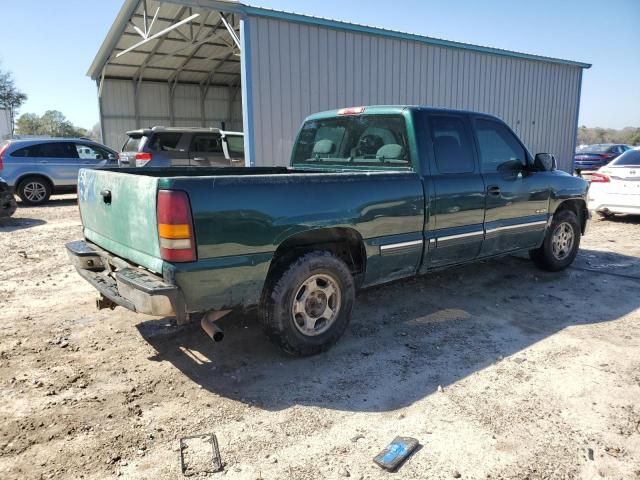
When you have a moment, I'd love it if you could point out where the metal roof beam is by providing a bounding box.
[116,13,200,59]
[168,16,224,87]
[133,5,188,84]
[113,48,240,63]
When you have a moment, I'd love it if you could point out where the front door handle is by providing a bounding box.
[487,185,501,197]
[193,157,206,162]
[39,160,48,164]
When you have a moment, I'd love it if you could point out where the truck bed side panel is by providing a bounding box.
[164,171,425,310]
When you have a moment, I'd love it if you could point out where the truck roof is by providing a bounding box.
[305,105,503,122]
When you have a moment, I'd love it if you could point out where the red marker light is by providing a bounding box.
[337,106,365,115]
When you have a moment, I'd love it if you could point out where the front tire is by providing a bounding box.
[529,210,581,271]
[260,251,355,356]
[17,176,51,205]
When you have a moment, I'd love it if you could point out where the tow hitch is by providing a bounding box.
[96,294,117,310]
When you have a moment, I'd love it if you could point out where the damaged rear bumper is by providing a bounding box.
[66,240,187,323]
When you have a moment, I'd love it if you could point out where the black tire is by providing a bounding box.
[17,176,52,205]
[260,251,355,356]
[529,210,581,272]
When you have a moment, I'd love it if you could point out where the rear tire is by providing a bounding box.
[17,176,51,205]
[529,210,581,272]
[260,251,355,356]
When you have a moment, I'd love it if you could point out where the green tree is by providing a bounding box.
[0,67,27,135]
[15,113,43,135]
[15,110,89,138]
[89,122,102,142]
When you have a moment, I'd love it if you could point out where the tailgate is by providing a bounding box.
[78,169,163,273]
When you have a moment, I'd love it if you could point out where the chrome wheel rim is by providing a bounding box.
[292,273,341,336]
[24,182,47,202]
[551,222,574,261]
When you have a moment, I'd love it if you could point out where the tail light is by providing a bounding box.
[157,190,196,262]
[0,143,8,171]
[591,172,610,183]
[135,152,152,167]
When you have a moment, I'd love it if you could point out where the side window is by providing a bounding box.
[224,136,244,155]
[474,119,526,173]
[75,144,111,160]
[149,133,182,152]
[190,134,223,154]
[11,145,40,157]
[429,116,475,174]
[38,142,79,159]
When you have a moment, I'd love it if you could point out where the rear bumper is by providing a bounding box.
[66,240,187,323]
[588,201,640,215]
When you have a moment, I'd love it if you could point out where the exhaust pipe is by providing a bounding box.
[201,310,230,342]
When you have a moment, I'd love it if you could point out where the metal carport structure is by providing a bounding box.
[89,0,591,171]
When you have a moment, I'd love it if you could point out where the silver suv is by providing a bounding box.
[120,127,245,168]
[0,138,118,205]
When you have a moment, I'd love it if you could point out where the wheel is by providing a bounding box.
[260,251,355,356]
[596,211,615,219]
[17,176,51,205]
[529,210,581,271]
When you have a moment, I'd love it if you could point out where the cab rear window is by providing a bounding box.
[291,115,411,168]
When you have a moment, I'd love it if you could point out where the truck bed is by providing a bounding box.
[77,166,425,311]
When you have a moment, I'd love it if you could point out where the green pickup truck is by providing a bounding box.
[67,106,589,356]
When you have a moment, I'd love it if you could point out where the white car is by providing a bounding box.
[588,149,640,217]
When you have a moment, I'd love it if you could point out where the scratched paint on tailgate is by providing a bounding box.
[78,169,163,273]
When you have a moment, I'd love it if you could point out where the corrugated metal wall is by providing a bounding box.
[246,16,582,172]
[100,79,243,150]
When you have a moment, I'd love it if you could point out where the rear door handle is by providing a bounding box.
[39,160,48,164]
[193,157,206,162]
[487,185,501,197]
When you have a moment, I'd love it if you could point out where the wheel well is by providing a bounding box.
[269,227,366,280]
[16,174,53,191]
[555,199,588,234]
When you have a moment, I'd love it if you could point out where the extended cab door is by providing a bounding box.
[472,117,550,256]
[417,112,486,268]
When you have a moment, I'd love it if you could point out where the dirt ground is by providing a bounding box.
[1,195,639,480]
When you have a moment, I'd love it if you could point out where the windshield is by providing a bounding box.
[291,114,411,168]
[610,149,640,166]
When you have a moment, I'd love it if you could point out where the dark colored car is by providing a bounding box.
[120,127,244,168]
[68,105,589,357]
[0,177,17,218]
[574,144,634,174]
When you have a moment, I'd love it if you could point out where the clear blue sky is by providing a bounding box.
[0,0,638,130]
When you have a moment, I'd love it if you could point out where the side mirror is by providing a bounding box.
[534,153,556,171]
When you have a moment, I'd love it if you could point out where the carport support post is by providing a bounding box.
[200,85,207,127]
[169,82,175,126]
[133,80,140,128]
[240,17,255,167]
